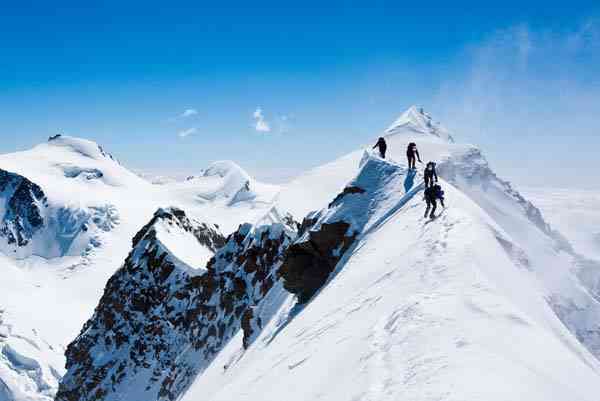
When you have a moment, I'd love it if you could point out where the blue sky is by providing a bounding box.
[1,1,599,187]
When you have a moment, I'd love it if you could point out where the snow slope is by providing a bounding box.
[184,154,600,401]
[179,107,600,401]
[276,106,600,358]
[0,260,65,401]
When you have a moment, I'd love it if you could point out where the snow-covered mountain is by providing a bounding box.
[0,135,144,260]
[177,109,600,400]
[3,106,600,401]
[0,136,280,401]
[56,208,293,401]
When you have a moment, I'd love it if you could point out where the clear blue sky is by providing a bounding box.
[1,1,599,187]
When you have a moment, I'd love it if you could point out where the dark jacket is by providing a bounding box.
[424,162,438,182]
[406,142,421,160]
[424,186,436,202]
[373,137,387,151]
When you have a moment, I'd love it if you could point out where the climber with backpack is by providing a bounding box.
[423,186,437,219]
[424,161,438,188]
[406,142,422,169]
[372,137,387,159]
[424,183,446,219]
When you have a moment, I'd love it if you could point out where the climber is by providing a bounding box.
[372,137,387,159]
[406,142,422,169]
[423,186,437,219]
[424,161,438,188]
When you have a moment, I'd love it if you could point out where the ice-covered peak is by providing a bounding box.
[187,160,257,204]
[384,105,454,143]
[202,160,247,179]
[130,207,225,272]
[44,135,118,162]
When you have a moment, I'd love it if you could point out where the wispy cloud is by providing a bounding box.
[432,19,600,188]
[165,108,198,122]
[253,107,271,133]
[178,128,197,138]
[180,108,198,118]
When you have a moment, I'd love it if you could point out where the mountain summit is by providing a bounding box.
[384,105,454,143]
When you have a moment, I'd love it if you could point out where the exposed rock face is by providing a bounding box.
[0,169,48,248]
[280,184,368,303]
[279,219,356,303]
[56,207,293,401]
[328,186,365,208]
[280,156,410,304]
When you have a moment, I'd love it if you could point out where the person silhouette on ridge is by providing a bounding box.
[406,142,422,169]
[424,183,446,219]
[424,161,438,188]
[424,186,437,219]
[373,137,387,159]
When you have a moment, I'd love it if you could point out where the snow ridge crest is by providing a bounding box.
[384,105,454,143]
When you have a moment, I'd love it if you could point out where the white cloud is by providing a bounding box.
[431,19,600,188]
[178,128,197,138]
[180,109,198,118]
[253,107,271,133]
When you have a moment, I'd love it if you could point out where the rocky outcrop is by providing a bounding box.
[56,207,293,401]
[280,156,411,304]
[279,182,368,304]
[279,218,356,303]
[0,169,48,248]
[328,186,365,208]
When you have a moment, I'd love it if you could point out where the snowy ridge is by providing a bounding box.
[384,105,454,143]
[56,207,294,401]
[276,107,600,366]
[45,135,118,164]
[183,140,600,401]
[280,155,422,303]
